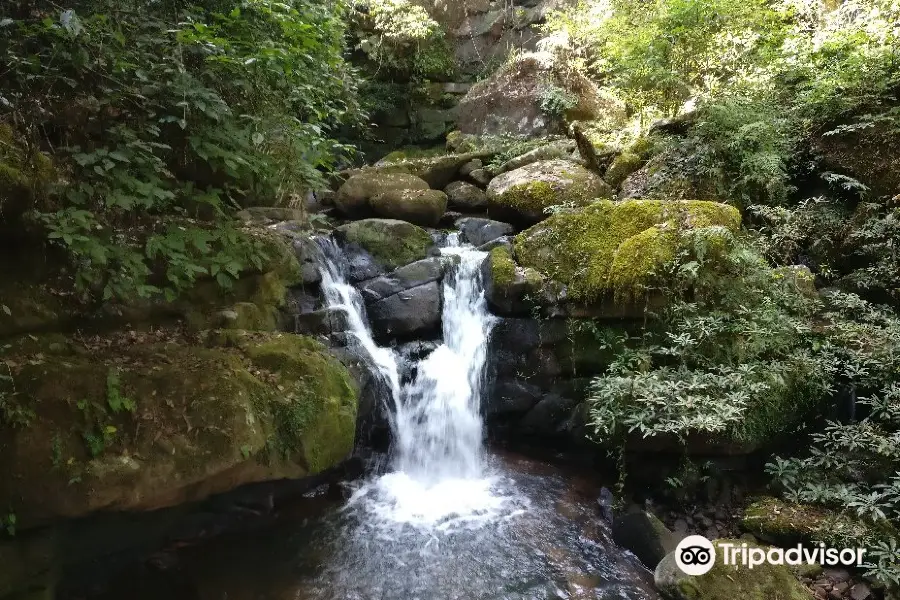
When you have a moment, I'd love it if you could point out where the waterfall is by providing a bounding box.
[317,235,512,530]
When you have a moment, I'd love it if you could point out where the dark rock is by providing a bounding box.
[367,281,442,339]
[290,236,323,286]
[489,317,568,352]
[612,510,681,569]
[485,379,543,416]
[358,257,445,303]
[477,235,512,252]
[468,168,492,187]
[597,487,615,524]
[457,217,514,247]
[518,393,578,436]
[293,308,348,336]
[440,210,465,228]
[341,244,386,283]
[460,159,483,178]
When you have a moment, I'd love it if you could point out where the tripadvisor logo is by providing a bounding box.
[674,535,867,576]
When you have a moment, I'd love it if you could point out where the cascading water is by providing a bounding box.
[317,235,516,530]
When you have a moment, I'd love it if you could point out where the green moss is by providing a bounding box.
[221,302,278,331]
[670,539,808,600]
[0,124,57,218]
[336,219,435,270]
[605,152,644,187]
[241,334,357,473]
[741,497,896,547]
[489,246,518,289]
[489,161,613,221]
[379,147,447,163]
[514,199,741,301]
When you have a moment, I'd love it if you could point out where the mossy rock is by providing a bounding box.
[514,199,741,301]
[335,172,429,217]
[482,246,545,314]
[487,159,614,225]
[335,218,435,271]
[368,151,493,189]
[0,124,57,224]
[370,188,448,227]
[621,143,721,201]
[377,147,448,164]
[0,331,357,530]
[741,497,896,547]
[655,539,809,600]
[605,152,644,188]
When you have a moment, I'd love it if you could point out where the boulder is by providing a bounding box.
[236,206,306,224]
[367,282,442,339]
[334,172,429,217]
[293,308,349,337]
[518,393,579,437]
[484,379,543,416]
[334,219,436,272]
[482,246,545,315]
[444,181,488,210]
[654,539,810,600]
[604,152,644,188]
[487,159,613,224]
[358,257,446,303]
[456,52,625,138]
[740,497,887,547]
[812,118,900,198]
[370,188,448,227]
[0,332,357,530]
[514,199,741,301]
[621,144,720,201]
[469,168,493,187]
[494,139,577,175]
[612,510,681,570]
[368,152,493,189]
[457,217,515,247]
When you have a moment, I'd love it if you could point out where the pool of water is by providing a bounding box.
[70,452,658,600]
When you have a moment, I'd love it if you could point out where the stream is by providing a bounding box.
[64,236,659,600]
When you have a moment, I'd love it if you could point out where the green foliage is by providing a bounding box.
[1,1,360,303]
[588,233,827,445]
[105,368,135,414]
[538,84,579,119]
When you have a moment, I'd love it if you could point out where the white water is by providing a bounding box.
[317,235,520,531]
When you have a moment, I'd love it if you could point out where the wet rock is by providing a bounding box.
[293,308,348,336]
[482,245,545,315]
[341,244,386,283]
[477,235,513,252]
[335,219,436,273]
[485,379,543,416]
[445,181,488,210]
[290,236,323,286]
[457,217,514,247]
[597,487,615,524]
[612,510,681,570]
[358,257,446,303]
[518,393,578,437]
[367,281,442,339]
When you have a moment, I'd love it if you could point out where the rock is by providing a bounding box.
[621,144,720,201]
[812,117,900,198]
[0,332,357,530]
[612,510,681,570]
[514,199,741,301]
[334,172,430,217]
[456,52,625,138]
[459,159,483,178]
[482,246,545,315]
[293,308,349,336]
[341,244,386,283]
[477,235,513,252]
[597,487,615,524]
[291,235,323,286]
[367,282,442,339]
[468,168,492,186]
[485,379,543,416]
[518,393,578,437]
[334,219,436,272]
[495,140,577,175]
[369,188,448,227]
[654,539,810,600]
[824,569,852,584]
[444,181,488,210]
[605,152,644,188]
[368,152,493,190]
[358,257,446,303]
[849,583,871,600]
[741,497,883,548]
[439,210,465,228]
[456,217,515,247]
[487,159,613,224]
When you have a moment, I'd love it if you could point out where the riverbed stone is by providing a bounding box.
[334,172,430,217]
[445,180,488,210]
[358,257,446,303]
[367,281,442,339]
[654,539,809,600]
[612,510,681,570]
[0,331,358,530]
[369,188,448,227]
[457,217,515,247]
[487,159,613,225]
[335,219,436,272]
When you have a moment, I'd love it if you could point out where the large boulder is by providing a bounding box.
[358,257,446,303]
[456,52,626,138]
[514,199,741,302]
[457,217,515,247]
[487,159,613,224]
[370,188,448,227]
[334,172,429,217]
[370,151,493,189]
[621,144,720,201]
[613,510,682,570]
[482,246,545,315]
[444,180,488,210]
[0,332,358,530]
[654,539,809,600]
[367,282,442,339]
[334,219,436,272]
